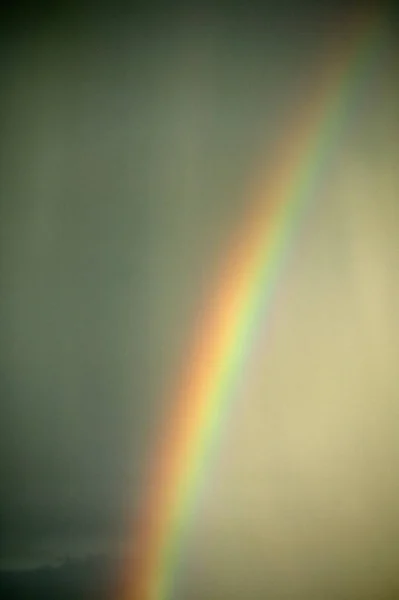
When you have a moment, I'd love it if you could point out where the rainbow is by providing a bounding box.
[122,8,386,600]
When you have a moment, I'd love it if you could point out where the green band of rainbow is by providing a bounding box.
[123,8,385,600]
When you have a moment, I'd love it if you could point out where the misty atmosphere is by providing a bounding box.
[1,2,399,599]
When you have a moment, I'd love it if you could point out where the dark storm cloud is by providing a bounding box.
[0,4,320,564]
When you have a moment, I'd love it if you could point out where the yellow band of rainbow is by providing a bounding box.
[122,8,386,600]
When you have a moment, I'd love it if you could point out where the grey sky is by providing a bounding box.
[1,4,399,598]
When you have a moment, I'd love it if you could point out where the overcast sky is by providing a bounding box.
[1,2,399,598]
